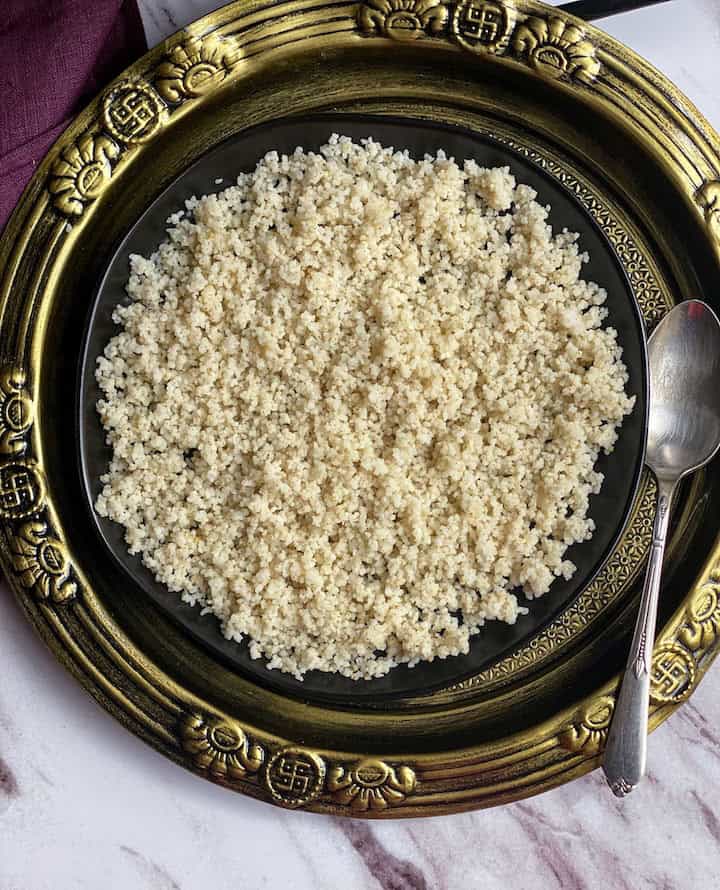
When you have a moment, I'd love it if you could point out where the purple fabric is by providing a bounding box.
[0,0,147,229]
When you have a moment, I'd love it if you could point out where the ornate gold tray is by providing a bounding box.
[2,0,720,816]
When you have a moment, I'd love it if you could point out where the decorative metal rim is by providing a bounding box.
[1,0,720,816]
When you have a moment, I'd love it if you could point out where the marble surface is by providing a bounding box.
[3,1,720,887]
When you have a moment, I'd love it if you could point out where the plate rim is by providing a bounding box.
[1,0,720,816]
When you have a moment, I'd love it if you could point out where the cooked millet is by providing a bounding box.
[95,135,635,680]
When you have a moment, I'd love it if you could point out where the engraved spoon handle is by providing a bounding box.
[602,475,676,796]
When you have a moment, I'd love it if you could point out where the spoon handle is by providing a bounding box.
[602,475,675,796]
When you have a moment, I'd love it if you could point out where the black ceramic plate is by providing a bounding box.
[78,114,648,703]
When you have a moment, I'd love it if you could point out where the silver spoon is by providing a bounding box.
[603,299,720,796]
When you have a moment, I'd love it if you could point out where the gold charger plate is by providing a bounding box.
[2,0,720,816]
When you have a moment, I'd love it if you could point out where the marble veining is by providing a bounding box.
[140,4,178,42]
[0,754,19,799]
[139,0,218,45]
[337,820,429,890]
[119,846,183,890]
[2,1,720,888]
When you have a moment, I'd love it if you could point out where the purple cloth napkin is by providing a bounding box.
[0,0,147,230]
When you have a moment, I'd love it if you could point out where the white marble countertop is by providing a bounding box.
[3,1,720,887]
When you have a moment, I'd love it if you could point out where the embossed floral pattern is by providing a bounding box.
[48,133,119,217]
[559,695,614,754]
[513,16,600,84]
[156,34,242,102]
[680,581,720,651]
[697,181,720,239]
[0,367,33,456]
[180,713,264,780]
[328,758,416,810]
[358,0,448,41]
[10,520,76,603]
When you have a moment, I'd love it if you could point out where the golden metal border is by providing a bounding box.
[1,0,719,816]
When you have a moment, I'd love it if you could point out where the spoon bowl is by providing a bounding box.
[646,301,720,480]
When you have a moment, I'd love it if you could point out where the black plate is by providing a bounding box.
[78,114,648,703]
